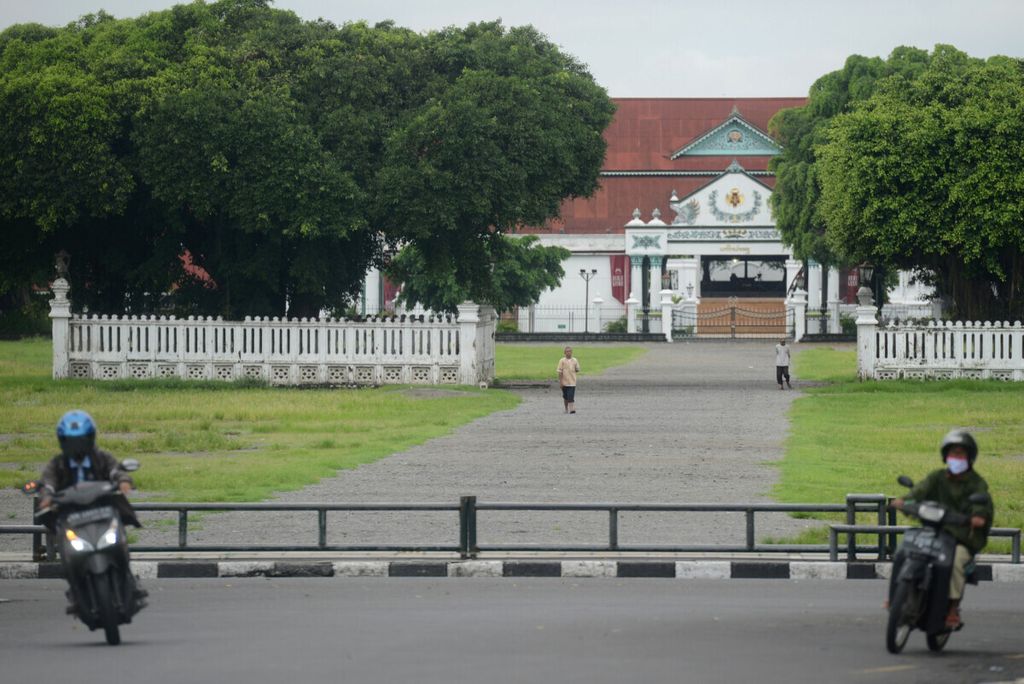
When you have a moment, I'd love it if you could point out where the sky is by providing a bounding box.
[0,0,1020,97]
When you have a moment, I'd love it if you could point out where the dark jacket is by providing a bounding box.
[40,448,133,494]
[907,468,994,554]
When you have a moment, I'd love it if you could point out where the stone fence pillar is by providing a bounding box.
[856,302,878,380]
[457,301,482,385]
[625,292,639,334]
[49,277,72,379]
[787,289,807,342]
[660,289,674,342]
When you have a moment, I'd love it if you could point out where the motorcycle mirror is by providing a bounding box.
[897,475,914,488]
[120,459,140,472]
[968,492,991,505]
[21,481,40,497]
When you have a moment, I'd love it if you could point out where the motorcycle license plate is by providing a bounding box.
[66,506,115,525]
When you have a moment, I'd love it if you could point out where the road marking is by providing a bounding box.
[860,665,917,674]
[1005,654,1024,660]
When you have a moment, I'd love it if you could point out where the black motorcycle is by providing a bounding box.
[885,475,989,654]
[24,459,145,645]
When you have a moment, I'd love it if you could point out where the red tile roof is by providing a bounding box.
[604,97,806,171]
[527,97,805,235]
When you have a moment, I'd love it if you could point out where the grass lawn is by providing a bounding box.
[777,346,1024,552]
[0,338,519,501]
[0,340,645,503]
[495,344,646,381]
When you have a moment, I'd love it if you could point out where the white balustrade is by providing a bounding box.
[858,318,1024,381]
[53,300,495,386]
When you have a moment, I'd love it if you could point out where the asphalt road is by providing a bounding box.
[2,578,1023,684]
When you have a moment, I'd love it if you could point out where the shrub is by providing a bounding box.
[604,316,627,333]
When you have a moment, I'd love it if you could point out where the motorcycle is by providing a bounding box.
[885,474,990,654]
[23,459,146,646]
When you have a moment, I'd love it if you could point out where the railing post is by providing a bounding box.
[31,495,44,562]
[745,509,755,551]
[887,504,898,558]
[844,495,857,561]
[877,497,886,561]
[459,496,477,559]
[318,508,327,549]
[608,508,619,550]
[178,510,188,549]
[829,528,839,562]
[1013,530,1021,564]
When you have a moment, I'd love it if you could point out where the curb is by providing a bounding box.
[3,560,1023,581]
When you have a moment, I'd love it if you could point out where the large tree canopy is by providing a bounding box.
[0,1,613,317]
[770,45,1024,320]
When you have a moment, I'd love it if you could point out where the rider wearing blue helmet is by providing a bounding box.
[39,410,134,509]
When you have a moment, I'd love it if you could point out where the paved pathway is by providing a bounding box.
[136,341,817,549]
[2,342,818,553]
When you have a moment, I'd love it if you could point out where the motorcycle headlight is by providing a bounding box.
[97,519,120,549]
[65,528,93,553]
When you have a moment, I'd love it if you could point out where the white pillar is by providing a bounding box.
[625,292,639,334]
[784,259,802,297]
[827,268,842,333]
[629,256,643,310]
[807,262,822,310]
[649,256,664,313]
[592,294,604,334]
[856,289,878,380]
[679,256,700,302]
[456,301,480,385]
[50,277,72,379]
[788,288,808,342]
[660,289,674,342]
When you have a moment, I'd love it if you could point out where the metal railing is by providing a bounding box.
[828,525,1022,563]
[4,494,919,562]
[6,494,1018,564]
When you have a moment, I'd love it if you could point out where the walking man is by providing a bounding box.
[775,337,792,390]
[557,346,581,414]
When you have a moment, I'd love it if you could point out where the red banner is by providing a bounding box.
[610,255,628,304]
[382,276,401,311]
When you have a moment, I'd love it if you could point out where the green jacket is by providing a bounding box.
[907,468,994,554]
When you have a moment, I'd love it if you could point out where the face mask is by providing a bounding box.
[947,457,969,475]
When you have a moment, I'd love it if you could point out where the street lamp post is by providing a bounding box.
[579,268,597,333]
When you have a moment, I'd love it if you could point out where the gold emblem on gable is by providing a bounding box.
[725,188,744,208]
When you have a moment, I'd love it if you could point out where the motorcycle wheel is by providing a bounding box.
[926,631,950,652]
[91,573,121,646]
[886,582,918,654]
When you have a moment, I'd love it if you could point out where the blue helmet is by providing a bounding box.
[56,410,97,458]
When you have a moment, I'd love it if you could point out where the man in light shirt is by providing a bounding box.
[557,346,581,414]
[775,338,792,390]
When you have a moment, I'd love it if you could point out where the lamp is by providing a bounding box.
[579,269,598,333]
[857,262,875,307]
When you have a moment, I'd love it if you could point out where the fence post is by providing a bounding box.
[456,302,480,385]
[660,289,674,342]
[608,508,619,550]
[845,496,856,561]
[592,294,604,335]
[745,509,755,551]
[459,496,478,559]
[856,291,878,380]
[50,277,72,379]
[626,293,639,334]
[31,495,44,562]
[788,289,807,342]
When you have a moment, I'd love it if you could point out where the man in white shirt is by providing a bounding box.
[775,338,792,390]
[556,346,581,414]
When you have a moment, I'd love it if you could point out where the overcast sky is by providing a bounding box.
[1,0,1020,97]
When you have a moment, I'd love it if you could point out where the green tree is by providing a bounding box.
[817,46,1024,320]
[389,235,569,313]
[768,47,931,267]
[0,3,612,318]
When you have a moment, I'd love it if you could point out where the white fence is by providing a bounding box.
[48,279,496,386]
[856,304,1024,380]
